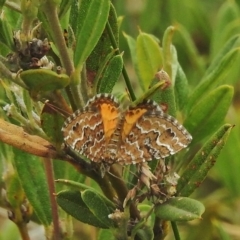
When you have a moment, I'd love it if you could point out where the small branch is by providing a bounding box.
[17,222,31,240]
[43,158,61,240]
[41,1,80,111]
[153,218,168,240]
[171,221,181,240]
[0,118,58,159]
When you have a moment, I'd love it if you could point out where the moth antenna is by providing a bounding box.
[43,100,72,117]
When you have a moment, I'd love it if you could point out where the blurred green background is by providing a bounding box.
[1,0,240,239]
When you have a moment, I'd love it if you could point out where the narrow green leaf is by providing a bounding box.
[98,54,123,93]
[13,149,52,225]
[92,49,115,86]
[123,32,137,69]
[41,103,65,149]
[155,197,205,221]
[56,179,97,192]
[186,48,240,113]
[0,41,11,56]
[0,17,14,49]
[206,34,240,77]
[162,26,175,79]
[69,0,79,33]
[59,0,73,20]
[214,123,240,197]
[177,124,233,196]
[152,84,176,117]
[5,173,25,209]
[82,189,115,228]
[54,162,85,194]
[74,0,110,69]
[20,69,70,92]
[169,45,179,85]
[174,64,189,111]
[86,3,119,78]
[184,85,233,143]
[57,190,109,228]
[136,32,162,90]
[22,89,34,123]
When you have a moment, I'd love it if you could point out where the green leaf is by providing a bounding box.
[22,89,34,123]
[186,47,240,113]
[136,32,162,90]
[56,179,115,208]
[82,189,115,228]
[123,32,137,69]
[53,162,85,193]
[56,179,97,192]
[174,64,189,111]
[74,0,110,70]
[207,35,240,76]
[211,123,240,197]
[0,41,11,55]
[5,173,25,209]
[97,54,123,93]
[59,0,73,20]
[41,103,65,149]
[57,190,110,228]
[184,85,233,143]
[69,0,79,33]
[13,149,52,226]
[92,49,115,91]
[155,197,205,221]
[177,124,233,197]
[0,17,14,49]
[151,83,176,117]
[20,69,70,92]
[162,26,176,80]
[86,3,119,78]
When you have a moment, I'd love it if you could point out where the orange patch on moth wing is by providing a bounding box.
[122,108,147,139]
[100,103,119,140]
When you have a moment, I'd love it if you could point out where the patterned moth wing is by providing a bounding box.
[62,94,120,163]
[117,99,192,165]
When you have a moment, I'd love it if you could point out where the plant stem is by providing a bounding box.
[106,21,136,101]
[41,1,79,111]
[171,221,181,240]
[17,222,31,240]
[43,158,61,240]
[108,166,141,220]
